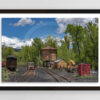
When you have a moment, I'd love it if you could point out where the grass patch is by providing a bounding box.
[16,67,19,72]
[74,73,80,77]
[80,75,93,79]
[2,67,18,82]
[2,68,11,82]
[17,62,27,66]
[74,73,94,79]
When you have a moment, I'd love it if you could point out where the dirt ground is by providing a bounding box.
[3,65,98,82]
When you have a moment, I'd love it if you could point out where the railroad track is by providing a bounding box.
[41,68,71,82]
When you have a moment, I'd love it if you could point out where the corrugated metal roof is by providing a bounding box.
[55,59,62,63]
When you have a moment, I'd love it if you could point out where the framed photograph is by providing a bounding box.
[0,9,99,90]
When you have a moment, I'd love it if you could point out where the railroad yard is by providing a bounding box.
[2,18,98,83]
[3,65,97,82]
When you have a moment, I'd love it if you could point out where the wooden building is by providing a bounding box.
[41,46,57,67]
[55,59,67,69]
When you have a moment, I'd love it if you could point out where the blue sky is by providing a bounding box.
[2,18,94,48]
[2,18,65,40]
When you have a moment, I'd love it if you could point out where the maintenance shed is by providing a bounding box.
[55,59,67,69]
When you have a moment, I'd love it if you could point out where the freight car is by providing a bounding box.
[6,55,17,71]
[2,61,6,67]
[27,62,35,70]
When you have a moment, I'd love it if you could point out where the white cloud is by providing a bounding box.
[56,18,95,34]
[2,36,33,49]
[13,18,35,27]
[2,35,62,48]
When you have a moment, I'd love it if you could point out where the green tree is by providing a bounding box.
[2,47,14,60]
[64,19,98,70]
[65,24,84,62]
[45,35,58,48]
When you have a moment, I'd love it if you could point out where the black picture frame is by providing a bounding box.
[0,9,99,90]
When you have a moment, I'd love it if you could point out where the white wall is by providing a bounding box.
[0,91,100,100]
[0,0,100,99]
[0,0,100,9]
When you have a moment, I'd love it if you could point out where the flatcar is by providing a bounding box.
[6,55,17,71]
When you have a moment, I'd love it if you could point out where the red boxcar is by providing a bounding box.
[2,61,6,67]
[78,63,90,76]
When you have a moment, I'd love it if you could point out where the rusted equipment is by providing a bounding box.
[55,59,67,69]
[67,60,77,72]
[2,61,6,67]
[67,65,78,73]
[69,60,75,65]
[42,46,57,67]
[6,55,17,71]
[78,63,90,76]
[27,62,35,70]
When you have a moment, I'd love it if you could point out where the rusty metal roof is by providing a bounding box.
[42,46,56,50]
